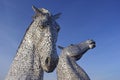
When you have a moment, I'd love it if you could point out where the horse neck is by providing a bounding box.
[5,20,44,80]
[57,51,90,80]
[70,58,90,80]
[57,52,79,80]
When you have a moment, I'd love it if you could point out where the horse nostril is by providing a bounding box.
[93,44,96,48]
[91,44,96,49]
[92,41,96,45]
[45,57,51,66]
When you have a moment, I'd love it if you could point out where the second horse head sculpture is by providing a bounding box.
[57,40,96,80]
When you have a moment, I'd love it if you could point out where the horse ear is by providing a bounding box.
[52,13,62,20]
[32,5,43,14]
[58,45,64,50]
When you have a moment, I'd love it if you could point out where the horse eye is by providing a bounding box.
[39,25,45,29]
[46,22,50,25]
[40,22,47,29]
[42,21,50,26]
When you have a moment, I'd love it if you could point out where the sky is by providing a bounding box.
[0,0,120,80]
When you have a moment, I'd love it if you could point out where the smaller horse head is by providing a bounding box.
[58,40,96,61]
[32,6,61,72]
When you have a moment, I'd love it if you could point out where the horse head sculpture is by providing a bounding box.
[32,6,61,72]
[57,40,96,80]
[5,6,61,80]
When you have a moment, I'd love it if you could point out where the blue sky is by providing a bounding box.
[0,0,120,80]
